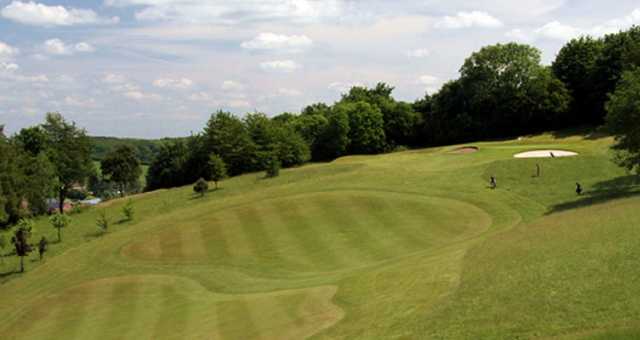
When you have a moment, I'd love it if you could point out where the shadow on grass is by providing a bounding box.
[188,187,224,201]
[0,269,20,280]
[84,231,107,240]
[546,175,640,214]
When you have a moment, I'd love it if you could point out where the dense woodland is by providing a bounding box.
[2,26,640,228]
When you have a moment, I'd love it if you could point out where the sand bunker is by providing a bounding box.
[450,146,479,154]
[514,150,578,158]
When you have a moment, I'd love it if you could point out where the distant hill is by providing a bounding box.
[90,136,182,165]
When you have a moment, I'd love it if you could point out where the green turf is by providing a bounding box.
[1,131,639,339]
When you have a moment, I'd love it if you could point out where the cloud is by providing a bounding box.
[124,91,161,101]
[435,11,503,29]
[64,96,97,108]
[0,62,19,72]
[328,81,364,93]
[241,33,313,53]
[152,77,194,89]
[105,0,342,24]
[102,73,127,84]
[509,9,640,43]
[416,75,441,94]
[1,1,119,27]
[534,21,582,41]
[221,80,245,91]
[259,60,301,73]
[406,48,430,58]
[277,88,302,96]
[43,39,96,55]
[0,41,19,61]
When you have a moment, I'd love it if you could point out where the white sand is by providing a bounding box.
[514,150,578,158]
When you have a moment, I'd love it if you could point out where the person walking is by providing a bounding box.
[490,176,497,189]
[576,182,583,195]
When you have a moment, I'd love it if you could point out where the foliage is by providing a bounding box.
[265,155,281,178]
[605,68,640,173]
[193,178,209,197]
[208,154,227,189]
[146,140,189,191]
[42,112,94,214]
[122,199,134,222]
[335,101,387,154]
[101,144,142,197]
[96,210,109,233]
[204,111,258,176]
[90,136,167,165]
[38,236,47,261]
[49,213,70,242]
[552,36,605,125]
[12,219,34,272]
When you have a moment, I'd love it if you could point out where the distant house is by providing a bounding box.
[46,199,72,214]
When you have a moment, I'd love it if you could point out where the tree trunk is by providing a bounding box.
[58,188,65,214]
[20,255,24,273]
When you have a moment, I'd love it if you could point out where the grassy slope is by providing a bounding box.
[1,131,639,339]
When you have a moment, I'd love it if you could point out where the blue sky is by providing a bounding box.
[1,0,639,138]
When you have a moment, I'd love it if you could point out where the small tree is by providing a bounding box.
[0,234,7,264]
[208,154,227,189]
[38,236,48,261]
[193,178,209,197]
[49,213,71,242]
[101,145,142,198]
[96,210,109,233]
[122,199,134,222]
[12,219,34,272]
[265,155,280,178]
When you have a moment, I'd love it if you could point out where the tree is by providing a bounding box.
[265,155,280,178]
[41,113,93,214]
[96,210,109,233]
[0,234,7,264]
[49,213,70,242]
[101,145,142,197]
[604,68,640,173]
[313,108,350,160]
[204,111,258,176]
[146,140,188,190]
[208,154,227,189]
[193,178,209,197]
[14,126,48,156]
[552,36,604,125]
[122,199,134,221]
[12,219,34,272]
[38,236,48,261]
[334,101,386,154]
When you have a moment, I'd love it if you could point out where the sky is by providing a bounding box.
[1,1,639,138]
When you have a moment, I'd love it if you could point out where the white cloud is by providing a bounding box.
[125,91,161,101]
[43,39,96,55]
[226,99,251,108]
[505,29,533,42]
[241,33,313,53]
[406,48,430,58]
[64,96,97,108]
[74,42,95,53]
[277,88,302,96]
[534,21,582,41]
[259,60,301,73]
[0,62,19,72]
[1,1,119,27]
[328,81,364,93]
[189,92,211,102]
[43,39,71,55]
[221,80,245,92]
[153,77,194,89]
[0,41,19,61]
[416,75,441,94]
[102,73,127,84]
[105,0,342,24]
[435,11,503,29]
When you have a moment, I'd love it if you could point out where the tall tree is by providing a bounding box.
[335,101,386,154]
[604,68,640,173]
[204,111,257,176]
[101,145,142,197]
[313,107,350,160]
[146,139,188,190]
[41,113,93,213]
[552,36,604,125]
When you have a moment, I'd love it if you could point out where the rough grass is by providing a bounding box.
[1,130,639,339]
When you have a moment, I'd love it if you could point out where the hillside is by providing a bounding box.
[1,131,639,339]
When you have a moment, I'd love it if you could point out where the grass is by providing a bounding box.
[1,130,640,339]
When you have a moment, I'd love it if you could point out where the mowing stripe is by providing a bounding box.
[315,196,386,264]
[98,281,140,338]
[152,284,191,339]
[220,210,256,260]
[217,298,261,340]
[178,223,208,262]
[272,199,343,271]
[235,206,280,266]
[201,216,232,264]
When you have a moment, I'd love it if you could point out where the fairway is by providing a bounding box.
[2,131,640,339]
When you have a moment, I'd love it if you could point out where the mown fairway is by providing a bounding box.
[1,131,639,339]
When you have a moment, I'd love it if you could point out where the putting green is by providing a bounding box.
[122,191,491,272]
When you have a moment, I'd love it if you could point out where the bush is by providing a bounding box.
[265,155,281,178]
[193,178,209,197]
[122,199,134,221]
[96,210,109,233]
